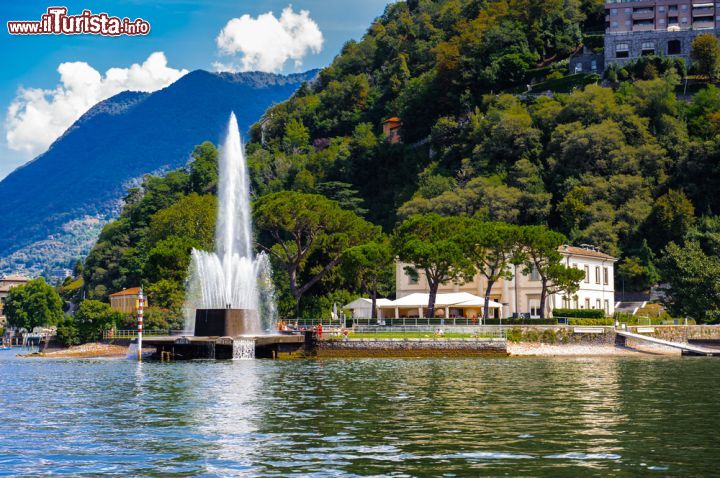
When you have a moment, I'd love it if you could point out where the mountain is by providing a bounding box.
[0,69,318,278]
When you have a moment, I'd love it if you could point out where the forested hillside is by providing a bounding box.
[245,0,720,297]
[79,0,720,322]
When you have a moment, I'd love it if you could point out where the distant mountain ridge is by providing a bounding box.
[0,69,317,277]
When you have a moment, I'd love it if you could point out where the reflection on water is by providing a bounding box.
[0,350,718,476]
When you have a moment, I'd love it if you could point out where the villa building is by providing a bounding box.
[604,0,720,67]
[391,245,616,319]
[109,287,145,315]
[0,274,30,326]
[382,117,403,144]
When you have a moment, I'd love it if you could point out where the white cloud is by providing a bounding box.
[5,52,188,157]
[214,6,324,73]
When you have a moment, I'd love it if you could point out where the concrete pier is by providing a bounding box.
[141,334,305,360]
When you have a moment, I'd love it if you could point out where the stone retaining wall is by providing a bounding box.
[317,338,507,358]
[627,325,720,342]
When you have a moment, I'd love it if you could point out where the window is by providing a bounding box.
[611,21,619,28]
[641,42,656,56]
[595,266,601,284]
[659,6,666,12]
[584,265,590,283]
[591,60,597,71]
[604,300,610,313]
[603,267,609,285]
[681,17,689,23]
[616,43,630,58]
[585,298,590,309]
[573,297,579,309]
[407,273,418,285]
[611,8,617,15]
[668,39,681,55]
[596,299,602,310]
[530,267,541,282]
[659,18,666,25]
[529,300,541,318]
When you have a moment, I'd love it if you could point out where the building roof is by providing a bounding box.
[0,274,30,282]
[109,287,142,297]
[383,117,401,124]
[379,292,502,309]
[559,245,616,261]
[344,298,394,309]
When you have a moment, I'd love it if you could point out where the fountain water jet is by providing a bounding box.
[185,112,275,338]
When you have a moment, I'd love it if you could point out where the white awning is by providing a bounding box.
[378,292,502,309]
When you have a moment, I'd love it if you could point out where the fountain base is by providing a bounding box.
[138,334,307,360]
[194,308,258,337]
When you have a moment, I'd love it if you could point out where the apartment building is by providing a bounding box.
[604,0,720,66]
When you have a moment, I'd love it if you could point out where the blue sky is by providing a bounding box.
[0,0,391,179]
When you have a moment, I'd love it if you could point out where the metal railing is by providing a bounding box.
[352,325,507,339]
[102,329,187,339]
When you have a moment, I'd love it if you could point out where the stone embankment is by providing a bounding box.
[317,338,507,357]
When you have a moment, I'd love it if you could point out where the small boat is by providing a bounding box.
[0,346,11,351]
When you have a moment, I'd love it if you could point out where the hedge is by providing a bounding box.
[553,308,605,319]
[485,318,557,325]
[568,318,614,326]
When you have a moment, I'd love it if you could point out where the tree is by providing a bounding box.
[254,191,378,315]
[342,235,395,319]
[4,278,63,331]
[464,221,518,322]
[660,240,720,323]
[691,33,720,79]
[517,226,585,318]
[644,189,696,251]
[144,193,216,250]
[393,214,475,318]
[74,300,124,343]
[189,141,219,194]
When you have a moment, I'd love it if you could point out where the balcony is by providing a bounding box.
[692,7,715,16]
[693,20,716,29]
[633,23,656,32]
[632,10,655,20]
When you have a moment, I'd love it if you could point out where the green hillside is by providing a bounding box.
[79,0,720,323]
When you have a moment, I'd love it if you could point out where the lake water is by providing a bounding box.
[0,350,718,476]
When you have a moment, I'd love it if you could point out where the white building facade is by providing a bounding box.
[395,245,616,318]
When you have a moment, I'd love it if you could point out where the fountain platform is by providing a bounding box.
[141,333,307,360]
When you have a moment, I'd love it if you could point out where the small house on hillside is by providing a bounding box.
[382,117,402,144]
[109,287,145,314]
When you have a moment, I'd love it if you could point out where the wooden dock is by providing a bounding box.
[616,330,720,356]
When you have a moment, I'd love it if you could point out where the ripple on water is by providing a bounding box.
[0,355,717,476]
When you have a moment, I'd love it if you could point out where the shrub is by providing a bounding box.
[486,317,557,325]
[568,318,614,326]
[56,317,80,346]
[506,327,523,343]
[554,308,605,319]
[541,329,557,343]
